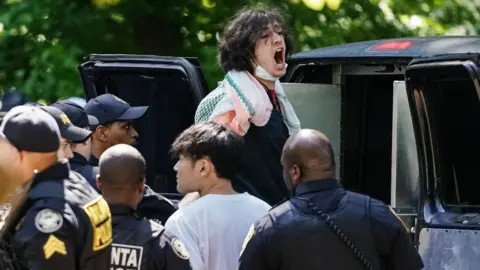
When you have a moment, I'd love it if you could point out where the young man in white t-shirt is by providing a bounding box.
[165,122,271,270]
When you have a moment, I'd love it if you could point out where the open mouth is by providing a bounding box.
[274,48,284,65]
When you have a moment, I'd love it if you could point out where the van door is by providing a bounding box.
[282,83,342,178]
[405,54,480,269]
[78,54,209,198]
[391,80,420,234]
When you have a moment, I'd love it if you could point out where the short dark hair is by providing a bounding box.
[99,144,146,190]
[218,7,294,74]
[170,122,245,180]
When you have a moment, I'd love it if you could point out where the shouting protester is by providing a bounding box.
[194,7,301,206]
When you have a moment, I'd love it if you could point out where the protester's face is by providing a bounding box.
[58,137,74,159]
[254,22,286,78]
[174,155,202,193]
[106,120,138,147]
[0,137,23,203]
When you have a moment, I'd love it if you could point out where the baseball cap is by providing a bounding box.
[40,106,92,143]
[84,94,148,126]
[0,105,60,152]
[52,100,98,129]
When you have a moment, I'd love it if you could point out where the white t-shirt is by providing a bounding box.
[164,193,271,270]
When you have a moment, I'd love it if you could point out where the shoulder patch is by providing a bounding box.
[43,235,67,259]
[240,224,255,256]
[35,209,63,233]
[171,238,190,260]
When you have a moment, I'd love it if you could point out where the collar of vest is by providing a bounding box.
[109,204,138,216]
[34,160,70,181]
[294,178,342,196]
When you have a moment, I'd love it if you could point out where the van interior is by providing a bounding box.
[288,64,405,205]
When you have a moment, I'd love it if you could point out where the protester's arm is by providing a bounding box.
[164,213,206,270]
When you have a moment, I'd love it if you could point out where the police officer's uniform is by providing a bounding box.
[239,179,424,270]
[0,106,112,270]
[69,152,100,190]
[85,94,177,224]
[51,100,100,190]
[109,204,191,270]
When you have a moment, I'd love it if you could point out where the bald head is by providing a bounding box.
[98,144,146,207]
[281,129,335,188]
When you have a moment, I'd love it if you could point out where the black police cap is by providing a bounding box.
[40,106,92,143]
[0,106,60,152]
[51,100,98,129]
[84,94,148,126]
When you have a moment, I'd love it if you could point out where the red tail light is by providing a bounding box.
[367,41,415,51]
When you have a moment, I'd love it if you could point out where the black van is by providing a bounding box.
[79,36,480,269]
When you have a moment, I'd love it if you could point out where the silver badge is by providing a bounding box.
[35,209,63,233]
[171,238,190,260]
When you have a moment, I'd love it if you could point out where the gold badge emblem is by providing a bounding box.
[59,113,71,125]
[171,238,190,260]
[43,235,67,259]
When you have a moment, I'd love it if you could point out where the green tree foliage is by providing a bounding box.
[0,0,477,102]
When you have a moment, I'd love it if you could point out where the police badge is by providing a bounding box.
[171,238,190,260]
[35,209,63,234]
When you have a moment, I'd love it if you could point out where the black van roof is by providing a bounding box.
[291,36,480,62]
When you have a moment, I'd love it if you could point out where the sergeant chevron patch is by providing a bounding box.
[43,235,67,259]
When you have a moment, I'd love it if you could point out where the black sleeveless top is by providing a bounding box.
[233,84,290,206]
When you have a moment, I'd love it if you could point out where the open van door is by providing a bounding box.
[282,83,341,178]
[405,54,480,269]
[78,54,210,200]
[390,80,420,234]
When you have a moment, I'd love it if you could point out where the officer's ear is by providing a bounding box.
[96,174,102,191]
[291,164,302,187]
[94,125,109,142]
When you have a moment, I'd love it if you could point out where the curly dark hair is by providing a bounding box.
[170,122,246,180]
[218,7,294,74]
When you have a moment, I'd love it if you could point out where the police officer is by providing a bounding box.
[51,100,100,189]
[97,144,192,270]
[0,105,112,269]
[86,94,176,224]
[238,129,424,270]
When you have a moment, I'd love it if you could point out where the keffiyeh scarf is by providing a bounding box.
[195,70,301,136]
